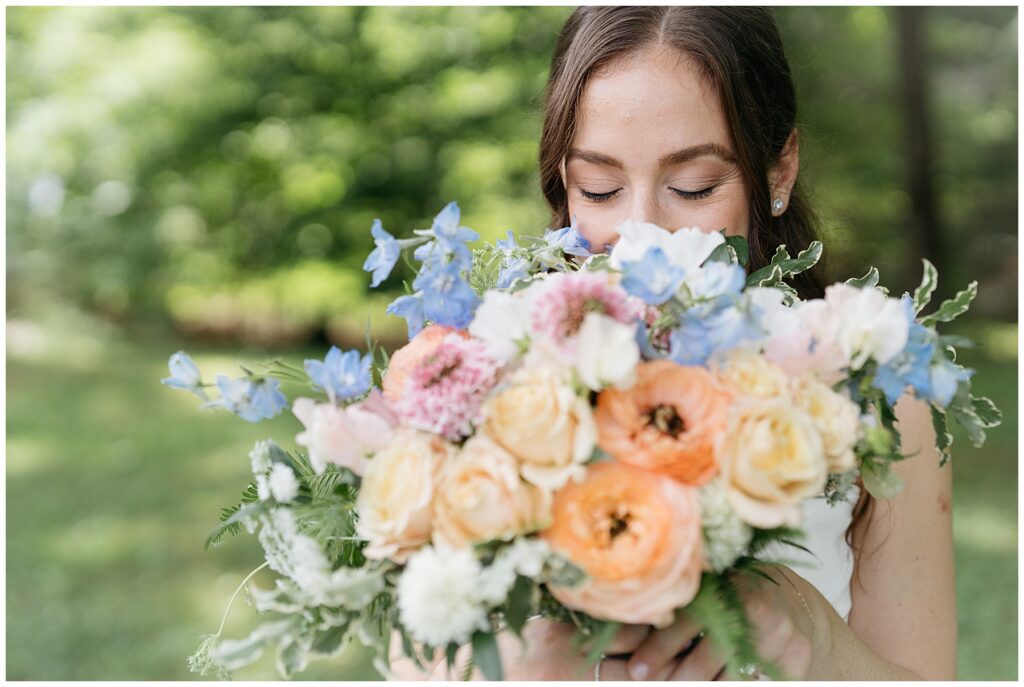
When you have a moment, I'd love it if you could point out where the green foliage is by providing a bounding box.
[685,572,783,681]
[921,281,979,326]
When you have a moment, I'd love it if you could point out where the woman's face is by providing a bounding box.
[563,44,750,252]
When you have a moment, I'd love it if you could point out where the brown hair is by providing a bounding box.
[537,6,874,550]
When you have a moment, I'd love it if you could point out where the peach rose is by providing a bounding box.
[432,434,552,549]
[595,360,732,486]
[382,324,469,403]
[542,461,704,627]
[357,429,454,562]
[481,367,596,490]
[718,398,828,528]
[791,374,861,473]
[712,348,791,400]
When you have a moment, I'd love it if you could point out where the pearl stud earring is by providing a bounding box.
[772,198,785,215]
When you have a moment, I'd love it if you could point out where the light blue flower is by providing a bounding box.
[209,375,287,423]
[689,261,746,302]
[497,256,531,289]
[161,351,208,400]
[304,346,373,403]
[413,201,479,268]
[414,260,480,330]
[362,219,401,288]
[543,215,593,258]
[871,296,938,405]
[621,246,686,305]
[387,293,426,340]
[496,230,519,252]
[667,318,716,366]
[929,355,973,408]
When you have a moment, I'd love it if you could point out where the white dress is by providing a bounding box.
[760,486,860,623]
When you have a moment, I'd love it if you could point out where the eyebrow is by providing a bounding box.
[566,143,737,169]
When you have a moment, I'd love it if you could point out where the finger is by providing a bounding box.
[593,658,632,681]
[745,594,794,663]
[606,624,652,655]
[773,631,813,680]
[669,635,732,681]
[628,613,702,681]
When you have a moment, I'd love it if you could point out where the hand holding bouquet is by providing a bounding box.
[168,203,1000,680]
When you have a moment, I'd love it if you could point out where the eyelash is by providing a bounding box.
[579,186,717,202]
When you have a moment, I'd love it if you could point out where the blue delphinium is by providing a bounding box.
[387,293,427,339]
[161,351,208,400]
[413,201,479,268]
[414,260,480,330]
[542,215,593,259]
[362,219,401,288]
[304,346,373,403]
[209,375,288,423]
[929,353,973,408]
[621,246,686,305]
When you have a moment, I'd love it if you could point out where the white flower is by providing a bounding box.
[397,546,489,647]
[256,474,272,501]
[818,284,909,370]
[249,439,273,475]
[292,397,394,475]
[699,480,753,572]
[468,289,532,364]
[503,537,550,577]
[268,463,300,503]
[609,221,724,274]
[573,312,639,391]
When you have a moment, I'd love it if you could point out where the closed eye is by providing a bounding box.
[670,186,716,200]
[580,188,620,202]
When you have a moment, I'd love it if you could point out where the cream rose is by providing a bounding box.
[791,374,861,473]
[718,398,828,528]
[481,367,596,490]
[357,429,453,562]
[712,348,791,400]
[433,435,552,549]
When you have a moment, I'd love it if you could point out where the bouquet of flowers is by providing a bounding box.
[170,202,1000,680]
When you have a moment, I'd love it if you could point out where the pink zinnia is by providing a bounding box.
[395,334,501,441]
[529,272,643,348]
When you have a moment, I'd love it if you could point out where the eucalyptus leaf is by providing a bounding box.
[846,266,880,289]
[310,620,352,658]
[912,259,938,313]
[211,618,296,671]
[931,406,953,466]
[504,575,533,638]
[921,281,978,325]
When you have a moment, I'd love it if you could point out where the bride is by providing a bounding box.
[393,7,955,680]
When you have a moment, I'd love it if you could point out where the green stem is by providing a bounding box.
[215,562,269,637]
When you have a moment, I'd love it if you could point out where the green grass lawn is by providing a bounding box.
[6,311,1017,680]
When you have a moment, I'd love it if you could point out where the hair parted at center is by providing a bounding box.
[538,6,825,299]
[537,6,876,565]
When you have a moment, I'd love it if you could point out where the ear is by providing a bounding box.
[559,155,568,189]
[769,128,800,216]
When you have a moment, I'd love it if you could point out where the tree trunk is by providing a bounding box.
[896,7,948,298]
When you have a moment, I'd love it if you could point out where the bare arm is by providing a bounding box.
[840,392,957,680]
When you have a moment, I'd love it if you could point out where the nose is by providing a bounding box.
[628,187,670,229]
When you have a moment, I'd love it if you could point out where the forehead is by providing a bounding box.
[573,44,730,160]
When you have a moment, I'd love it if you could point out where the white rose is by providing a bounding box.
[791,374,861,473]
[481,366,597,491]
[574,312,640,391]
[357,430,454,562]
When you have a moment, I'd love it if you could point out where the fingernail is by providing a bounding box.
[630,661,649,681]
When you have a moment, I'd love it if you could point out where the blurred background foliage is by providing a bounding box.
[6,5,1017,681]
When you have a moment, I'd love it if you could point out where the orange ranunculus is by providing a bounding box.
[541,461,703,627]
[594,360,732,486]
[381,325,469,404]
